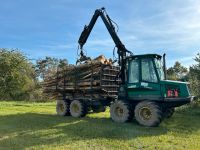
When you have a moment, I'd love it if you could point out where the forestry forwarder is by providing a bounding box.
[58,8,195,127]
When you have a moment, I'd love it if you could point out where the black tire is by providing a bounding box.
[56,100,70,116]
[70,100,87,117]
[164,108,175,118]
[110,100,133,123]
[134,101,162,127]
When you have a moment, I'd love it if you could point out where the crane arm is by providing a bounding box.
[78,7,133,83]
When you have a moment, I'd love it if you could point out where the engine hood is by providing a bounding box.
[160,80,190,97]
[160,80,188,85]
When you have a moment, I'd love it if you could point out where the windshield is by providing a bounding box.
[154,58,165,80]
[141,58,158,82]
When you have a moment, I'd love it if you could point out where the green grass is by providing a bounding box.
[0,101,200,150]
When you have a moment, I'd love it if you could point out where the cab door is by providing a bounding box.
[127,58,161,101]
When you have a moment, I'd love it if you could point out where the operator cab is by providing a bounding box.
[127,54,165,83]
[126,54,166,100]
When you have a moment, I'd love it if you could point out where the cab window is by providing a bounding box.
[141,58,158,82]
[155,58,165,80]
[128,59,139,83]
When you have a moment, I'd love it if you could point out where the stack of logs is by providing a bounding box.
[42,55,120,99]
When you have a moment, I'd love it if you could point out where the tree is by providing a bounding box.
[0,49,36,100]
[167,61,188,81]
[35,57,68,81]
[34,57,68,101]
[189,53,200,99]
[58,59,68,69]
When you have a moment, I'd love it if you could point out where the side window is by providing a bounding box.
[142,59,158,82]
[128,59,139,83]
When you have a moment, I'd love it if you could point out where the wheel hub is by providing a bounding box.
[115,107,124,117]
[72,104,80,113]
[59,104,65,112]
[139,107,152,120]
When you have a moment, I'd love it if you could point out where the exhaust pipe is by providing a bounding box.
[163,53,167,80]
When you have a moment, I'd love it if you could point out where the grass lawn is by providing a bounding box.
[0,101,200,150]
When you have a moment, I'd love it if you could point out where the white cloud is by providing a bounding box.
[99,1,200,68]
[38,43,75,50]
[11,0,199,67]
[85,39,113,47]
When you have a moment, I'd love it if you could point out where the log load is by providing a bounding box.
[42,55,120,100]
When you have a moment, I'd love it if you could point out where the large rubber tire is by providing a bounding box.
[56,100,70,116]
[164,108,175,118]
[70,100,87,117]
[134,101,162,127]
[110,100,133,123]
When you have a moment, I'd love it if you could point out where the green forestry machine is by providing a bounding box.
[56,8,194,127]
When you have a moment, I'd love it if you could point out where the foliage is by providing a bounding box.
[0,48,69,101]
[35,57,68,81]
[189,53,200,99]
[0,49,36,100]
[0,101,200,149]
[167,61,188,81]
[34,57,68,101]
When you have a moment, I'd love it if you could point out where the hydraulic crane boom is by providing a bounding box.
[78,7,133,84]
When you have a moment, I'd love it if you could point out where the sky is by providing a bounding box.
[0,0,200,67]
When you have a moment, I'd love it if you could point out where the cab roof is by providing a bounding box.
[127,54,162,60]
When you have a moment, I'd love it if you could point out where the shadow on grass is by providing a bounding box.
[0,106,199,149]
